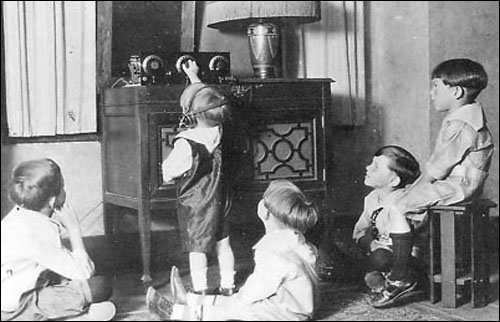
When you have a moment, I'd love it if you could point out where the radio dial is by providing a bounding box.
[142,55,164,76]
[209,55,229,73]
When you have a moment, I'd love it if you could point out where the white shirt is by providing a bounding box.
[425,102,493,204]
[1,206,94,312]
[162,126,222,183]
[352,189,405,252]
[238,229,319,321]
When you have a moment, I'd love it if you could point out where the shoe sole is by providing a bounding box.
[146,287,157,311]
[62,301,116,321]
[373,282,418,308]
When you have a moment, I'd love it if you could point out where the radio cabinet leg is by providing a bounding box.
[138,201,152,286]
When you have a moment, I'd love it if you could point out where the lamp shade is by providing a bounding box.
[206,1,321,30]
[206,1,321,78]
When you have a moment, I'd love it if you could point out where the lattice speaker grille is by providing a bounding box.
[253,121,316,181]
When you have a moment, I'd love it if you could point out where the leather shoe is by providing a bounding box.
[371,278,418,308]
[170,266,187,304]
[146,286,174,320]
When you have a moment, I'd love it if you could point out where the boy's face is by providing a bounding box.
[257,199,268,223]
[429,78,457,112]
[364,155,397,189]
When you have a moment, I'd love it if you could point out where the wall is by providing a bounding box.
[368,2,431,161]
[0,142,104,236]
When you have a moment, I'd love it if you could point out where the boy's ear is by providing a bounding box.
[48,196,56,210]
[453,85,465,100]
[391,175,401,188]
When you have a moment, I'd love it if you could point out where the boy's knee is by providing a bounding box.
[88,275,113,302]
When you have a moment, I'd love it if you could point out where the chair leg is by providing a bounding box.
[440,210,457,308]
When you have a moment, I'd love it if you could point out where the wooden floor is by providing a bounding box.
[86,217,499,321]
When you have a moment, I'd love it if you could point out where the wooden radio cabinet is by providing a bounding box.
[101,79,334,284]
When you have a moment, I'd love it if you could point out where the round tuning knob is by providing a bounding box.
[175,54,196,73]
[142,55,164,76]
[209,55,229,73]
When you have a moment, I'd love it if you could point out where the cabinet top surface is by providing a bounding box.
[105,78,335,93]
[239,78,335,84]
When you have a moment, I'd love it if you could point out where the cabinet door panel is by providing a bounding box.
[104,116,139,197]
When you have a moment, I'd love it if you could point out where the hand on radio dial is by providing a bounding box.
[182,59,202,84]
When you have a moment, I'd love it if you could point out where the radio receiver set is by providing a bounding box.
[127,52,232,86]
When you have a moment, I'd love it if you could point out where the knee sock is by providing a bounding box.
[189,252,208,292]
[219,269,235,289]
[218,251,235,289]
[217,238,235,289]
[388,232,413,281]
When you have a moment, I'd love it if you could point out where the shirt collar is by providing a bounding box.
[444,102,485,131]
[253,229,305,252]
[13,206,61,228]
[176,126,221,152]
[371,189,405,206]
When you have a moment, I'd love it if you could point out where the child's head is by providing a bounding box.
[9,158,66,212]
[364,145,420,190]
[178,83,232,129]
[258,179,318,233]
[430,58,488,108]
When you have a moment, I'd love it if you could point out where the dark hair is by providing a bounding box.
[8,158,64,211]
[374,145,420,189]
[431,58,488,101]
[263,179,318,233]
[179,83,231,128]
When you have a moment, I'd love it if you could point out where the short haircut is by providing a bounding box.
[374,145,421,189]
[263,179,318,233]
[431,58,488,100]
[179,83,232,128]
[9,158,64,211]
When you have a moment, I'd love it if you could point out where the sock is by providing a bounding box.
[219,270,235,289]
[190,268,208,292]
[389,232,413,281]
[217,238,235,289]
[190,252,208,292]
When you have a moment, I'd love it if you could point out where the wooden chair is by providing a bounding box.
[428,199,497,308]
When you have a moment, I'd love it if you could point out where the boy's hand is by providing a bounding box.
[53,203,81,233]
[182,60,202,83]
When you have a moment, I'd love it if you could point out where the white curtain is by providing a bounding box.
[290,1,365,126]
[3,1,96,137]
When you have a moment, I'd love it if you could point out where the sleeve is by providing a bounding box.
[28,234,95,280]
[162,138,193,182]
[425,120,475,180]
[352,195,373,242]
[238,251,287,303]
